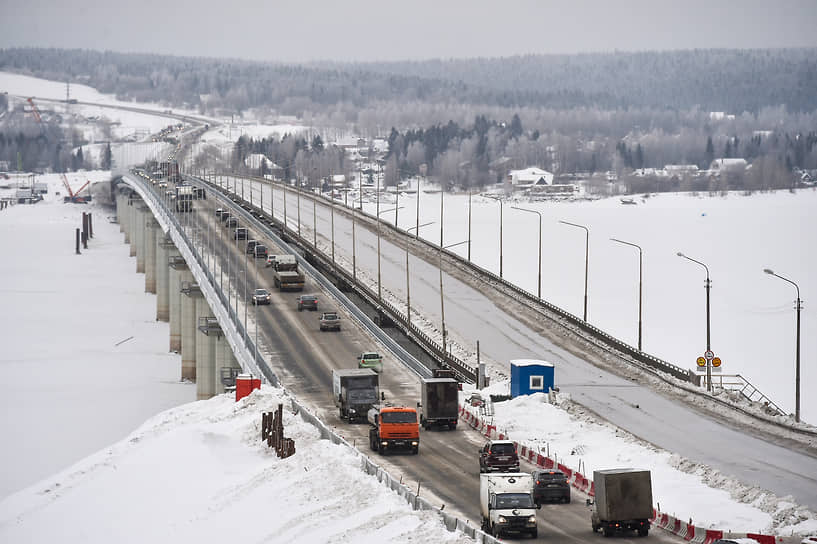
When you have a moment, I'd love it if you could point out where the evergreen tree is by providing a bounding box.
[705,136,715,167]
[101,142,112,170]
[510,114,523,139]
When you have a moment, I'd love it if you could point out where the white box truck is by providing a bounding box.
[479,473,538,539]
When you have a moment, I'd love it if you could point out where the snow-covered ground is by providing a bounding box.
[0,385,468,544]
[0,172,195,498]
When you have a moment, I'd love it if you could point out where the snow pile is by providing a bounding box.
[465,380,817,536]
[0,387,471,544]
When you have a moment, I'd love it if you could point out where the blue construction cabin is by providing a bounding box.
[510,359,555,398]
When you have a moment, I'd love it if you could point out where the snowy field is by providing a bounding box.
[361,186,817,424]
[0,172,195,498]
[0,386,468,544]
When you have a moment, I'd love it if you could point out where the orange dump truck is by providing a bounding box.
[367,406,419,455]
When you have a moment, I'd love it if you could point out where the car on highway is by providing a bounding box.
[252,288,271,305]
[356,351,383,373]
[319,312,341,331]
[225,217,238,228]
[265,255,277,267]
[479,440,520,473]
[246,240,258,254]
[215,208,224,217]
[234,227,248,240]
[254,244,268,258]
[297,294,318,311]
[220,211,231,222]
[532,470,570,504]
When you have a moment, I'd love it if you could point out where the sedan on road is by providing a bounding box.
[252,288,271,305]
[297,294,318,311]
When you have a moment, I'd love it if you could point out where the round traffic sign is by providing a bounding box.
[704,350,715,360]
[696,357,706,367]
[712,357,722,367]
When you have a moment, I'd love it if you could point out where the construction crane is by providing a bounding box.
[61,174,91,203]
[26,97,46,136]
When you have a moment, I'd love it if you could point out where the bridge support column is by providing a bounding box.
[128,197,138,255]
[134,206,146,273]
[156,237,171,321]
[117,192,125,234]
[180,271,198,381]
[214,336,228,395]
[168,259,182,351]
[195,297,216,400]
[144,219,158,293]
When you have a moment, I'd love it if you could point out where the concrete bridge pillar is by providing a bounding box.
[180,272,197,381]
[215,340,243,396]
[117,192,125,233]
[121,193,133,244]
[195,296,216,400]
[156,237,172,322]
[134,206,147,274]
[128,197,138,255]
[168,257,183,352]
[144,218,158,294]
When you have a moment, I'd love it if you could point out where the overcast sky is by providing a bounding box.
[1,0,816,63]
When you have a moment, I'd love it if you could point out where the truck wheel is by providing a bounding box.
[412,447,418,455]
[529,529,538,539]
[492,524,502,538]
[592,523,600,533]
[603,527,612,538]
[638,527,649,537]
[564,495,571,504]
[449,422,457,430]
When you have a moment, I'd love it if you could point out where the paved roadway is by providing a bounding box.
[208,175,817,512]
[162,180,681,543]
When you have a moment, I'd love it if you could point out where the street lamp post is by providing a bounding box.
[677,252,712,392]
[439,240,469,355]
[376,206,403,301]
[486,195,504,278]
[512,206,543,299]
[405,221,435,323]
[611,238,643,351]
[560,220,590,321]
[764,268,802,422]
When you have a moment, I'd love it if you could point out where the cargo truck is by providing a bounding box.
[175,185,193,212]
[333,369,379,422]
[271,254,305,291]
[479,473,539,539]
[418,377,459,430]
[588,469,652,537]
[367,406,419,455]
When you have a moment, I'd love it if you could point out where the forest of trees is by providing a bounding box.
[2,47,816,189]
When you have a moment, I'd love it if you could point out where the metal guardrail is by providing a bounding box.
[711,374,786,416]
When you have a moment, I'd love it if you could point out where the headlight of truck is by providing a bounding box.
[411,441,418,446]
[527,515,537,525]
[497,516,507,524]
[381,441,388,447]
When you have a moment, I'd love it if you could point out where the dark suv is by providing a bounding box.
[532,470,570,504]
[479,440,520,473]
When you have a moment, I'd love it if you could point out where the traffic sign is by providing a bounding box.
[704,350,715,360]
[696,357,706,367]
[712,357,722,367]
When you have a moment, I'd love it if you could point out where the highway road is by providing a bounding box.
[144,175,682,543]
[205,174,817,512]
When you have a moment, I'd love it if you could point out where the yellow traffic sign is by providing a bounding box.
[696,357,706,367]
[712,357,722,367]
